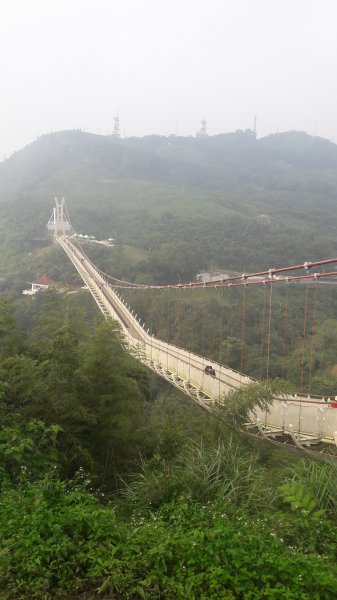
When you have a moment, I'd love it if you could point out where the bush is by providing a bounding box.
[122,438,275,510]
[1,478,337,598]
[0,475,121,598]
[101,499,337,599]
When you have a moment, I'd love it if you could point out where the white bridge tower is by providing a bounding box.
[47,197,73,237]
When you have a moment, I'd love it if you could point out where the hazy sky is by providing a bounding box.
[1,0,337,159]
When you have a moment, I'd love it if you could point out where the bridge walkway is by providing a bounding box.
[58,236,337,448]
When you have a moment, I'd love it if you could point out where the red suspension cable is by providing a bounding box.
[201,295,206,356]
[266,283,273,381]
[308,286,318,395]
[105,269,337,291]
[260,287,267,379]
[240,285,247,372]
[281,286,289,379]
[71,236,337,291]
[300,283,310,393]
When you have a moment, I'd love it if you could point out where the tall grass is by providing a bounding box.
[177,438,275,508]
[287,459,337,521]
[121,437,276,510]
[120,459,179,509]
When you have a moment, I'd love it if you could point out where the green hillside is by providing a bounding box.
[2,132,337,598]
[1,128,337,293]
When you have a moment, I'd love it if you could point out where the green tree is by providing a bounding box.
[0,298,23,356]
[216,381,283,429]
[0,418,61,484]
[80,319,150,484]
[0,355,43,416]
[149,240,200,283]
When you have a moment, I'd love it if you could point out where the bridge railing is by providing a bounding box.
[58,236,337,445]
[60,236,253,399]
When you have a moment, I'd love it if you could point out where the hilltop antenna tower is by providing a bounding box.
[253,116,257,136]
[113,111,120,138]
[196,119,208,137]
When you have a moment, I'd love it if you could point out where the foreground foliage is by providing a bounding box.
[1,421,337,599]
[1,297,337,598]
[1,470,337,599]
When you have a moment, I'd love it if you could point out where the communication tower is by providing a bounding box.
[113,111,120,138]
[253,116,257,136]
[196,119,208,137]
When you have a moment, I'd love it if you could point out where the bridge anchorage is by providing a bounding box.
[47,197,337,456]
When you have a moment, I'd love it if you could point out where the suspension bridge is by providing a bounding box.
[47,198,337,451]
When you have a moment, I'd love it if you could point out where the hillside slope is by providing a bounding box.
[1,129,337,290]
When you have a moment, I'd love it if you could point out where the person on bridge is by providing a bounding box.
[205,365,216,377]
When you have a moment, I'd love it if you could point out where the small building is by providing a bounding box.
[196,272,229,283]
[22,275,58,296]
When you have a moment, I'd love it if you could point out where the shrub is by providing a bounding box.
[0,475,120,598]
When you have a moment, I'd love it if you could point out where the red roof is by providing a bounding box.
[33,275,58,286]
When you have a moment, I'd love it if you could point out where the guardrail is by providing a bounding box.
[58,236,337,446]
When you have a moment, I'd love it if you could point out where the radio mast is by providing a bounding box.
[196,119,208,137]
[113,111,120,138]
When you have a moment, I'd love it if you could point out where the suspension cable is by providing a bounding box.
[281,285,289,379]
[190,290,194,355]
[69,238,337,291]
[167,290,171,342]
[228,286,233,337]
[240,285,247,372]
[308,286,318,395]
[219,287,224,361]
[98,268,337,291]
[176,292,182,345]
[300,283,310,393]
[266,282,273,381]
[201,294,206,356]
[260,286,267,379]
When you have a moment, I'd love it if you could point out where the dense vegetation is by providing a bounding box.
[1,294,337,598]
[2,128,337,291]
[119,282,337,394]
[1,130,337,596]
[1,129,337,393]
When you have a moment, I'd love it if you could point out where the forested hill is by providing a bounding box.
[3,131,337,598]
[2,128,337,194]
[1,128,337,292]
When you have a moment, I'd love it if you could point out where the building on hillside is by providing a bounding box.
[196,272,229,283]
[22,275,58,296]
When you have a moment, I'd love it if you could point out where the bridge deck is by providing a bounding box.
[58,236,337,448]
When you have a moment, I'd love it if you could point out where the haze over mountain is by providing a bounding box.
[2,128,337,194]
[2,1,337,159]
[1,128,337,293]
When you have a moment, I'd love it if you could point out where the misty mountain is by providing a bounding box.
[1,129,337,293]
[1,129,337,196]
